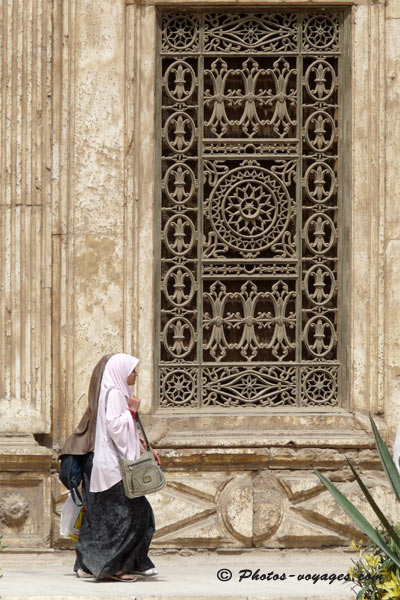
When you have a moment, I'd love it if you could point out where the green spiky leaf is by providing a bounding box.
[345,455,400,549]
[313,467,400,569]
[369,414,400,503]
[356,587,366,600]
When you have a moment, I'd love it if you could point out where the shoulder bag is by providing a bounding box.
[105,388,166,498]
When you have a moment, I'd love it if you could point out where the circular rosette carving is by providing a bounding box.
[164,61,196,103]
[165,112,196,154]
[303,15,339,51]
[163,214,196,256]
[302,368,337,405]
[304,111,336,152]
[304,315,336,357]
[162,316,195,359]
[163,265,196,307]
[164,163,196,205]
[304,212,336,255]
[161,369,196,406]
[0,493,29,527]
[304,162,336,204]
[208,166,291,254]
[162,15,199,52]
[217,474,285,545]
[304,264,336,305]
[305,60,336,102]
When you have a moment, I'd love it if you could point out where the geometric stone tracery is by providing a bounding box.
[157,9,343,408]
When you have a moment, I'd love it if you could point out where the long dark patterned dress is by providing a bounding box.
[74,452,155,579]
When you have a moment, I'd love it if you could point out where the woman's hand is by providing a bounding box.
[139,438,161,464]
[128,395,141,412]
[151,448,161,465]
[139,437,161,465]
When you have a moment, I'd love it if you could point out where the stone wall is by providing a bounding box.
[1,0,400,551]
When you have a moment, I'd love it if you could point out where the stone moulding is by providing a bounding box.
[159,446,382,470]
[140,410,387,449]
[0,434,53,472]
[127,1,379,6]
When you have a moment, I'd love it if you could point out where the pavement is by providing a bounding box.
[0,548,359,600]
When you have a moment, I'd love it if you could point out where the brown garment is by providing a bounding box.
[59,354,114,457]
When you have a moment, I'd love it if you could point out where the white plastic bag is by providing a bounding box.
[60,494,84,540]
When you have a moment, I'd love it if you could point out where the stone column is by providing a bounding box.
[384,0,400,436]
[0,0,53,550]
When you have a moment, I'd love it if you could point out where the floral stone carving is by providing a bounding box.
[0,493,30,527]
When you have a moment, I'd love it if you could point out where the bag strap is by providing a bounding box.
[67,458,83,507]
[71,487,83,507]
[105,388,151,451]
[136,413,151,451]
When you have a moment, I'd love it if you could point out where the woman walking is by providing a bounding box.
[60,353,159,581]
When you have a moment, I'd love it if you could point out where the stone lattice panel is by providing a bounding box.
[156,9,347,408]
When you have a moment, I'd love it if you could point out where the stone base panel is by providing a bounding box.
[48,446,396,551]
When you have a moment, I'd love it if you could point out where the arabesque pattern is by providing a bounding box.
[157,10,343,408]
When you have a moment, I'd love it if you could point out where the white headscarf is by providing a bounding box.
[100,353,139,399]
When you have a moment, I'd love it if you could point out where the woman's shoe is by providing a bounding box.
[75,569,93,578]
[110,572,137,582]
[132,568,158,576]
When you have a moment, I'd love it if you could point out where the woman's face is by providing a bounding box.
[127,367,138,386]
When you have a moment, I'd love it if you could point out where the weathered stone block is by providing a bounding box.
[0,473,52,550]
[0,435,53,550]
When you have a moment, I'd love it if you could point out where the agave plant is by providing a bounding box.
[314,415,400,568]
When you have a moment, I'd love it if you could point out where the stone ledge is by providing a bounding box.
[0,434,53,472]
[159,447,381,470]
[154,431,374,449]
[133,0,371,6]
[142,411,385,449]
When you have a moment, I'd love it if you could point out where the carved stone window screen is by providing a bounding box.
[155,8,350,409]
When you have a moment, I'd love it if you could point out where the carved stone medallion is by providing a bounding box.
[0,493,29,527]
